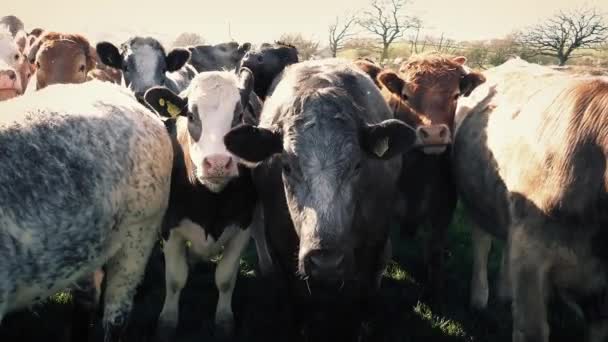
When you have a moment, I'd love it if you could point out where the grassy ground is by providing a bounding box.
[0,204,585,342]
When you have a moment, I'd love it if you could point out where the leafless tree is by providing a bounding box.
[520,7,608,66]
[279,33,320,60]
[329,14,358,57]
[358,0,420,60]
[172,32,206,48]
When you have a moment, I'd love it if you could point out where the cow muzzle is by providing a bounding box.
[416,124,451,155]
[0,69,20,100]
[199,154,238,191]
[301,248,346,290]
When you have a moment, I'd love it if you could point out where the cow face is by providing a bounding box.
[188,41,251,72]
[0,30,27,101]
[96,37,190,99]
[145,68,255,192]
[378,56,485,155]
[225,89,416,285]
[239,42,299,99]
[27,33,97,90]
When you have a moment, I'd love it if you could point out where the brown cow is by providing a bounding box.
[353,55,485,303]
[453,57,608,342]
[27,32,97,89]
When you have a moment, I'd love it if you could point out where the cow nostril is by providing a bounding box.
[203,157,212,170]
[7,70,16,81]
[420,129,430,139]
[225,157,233,169]
[257,56,264,63]
[439,127,448,138]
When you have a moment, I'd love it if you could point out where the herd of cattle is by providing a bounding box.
[1,14,607,342]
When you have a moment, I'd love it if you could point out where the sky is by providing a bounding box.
[4,0,608,46]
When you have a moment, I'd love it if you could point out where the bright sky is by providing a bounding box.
[4,0,608,46]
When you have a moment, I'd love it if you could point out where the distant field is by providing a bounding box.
[0,204,584,342]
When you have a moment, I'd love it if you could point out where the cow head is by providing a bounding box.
[239,41,299,99]
[188,41,251,72]
[378,55,485,155]
[145,68,256,192]
[224,87,416,286]
[96,36,190,99]
[0,28,29,101]
[27,32,97,90]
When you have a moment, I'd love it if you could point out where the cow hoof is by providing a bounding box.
[215,317,235,341]
[154,322,176,342]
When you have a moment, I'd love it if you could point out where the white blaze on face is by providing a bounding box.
[186,72,241,192]
[0,31,23,92]
[129,44,160,93]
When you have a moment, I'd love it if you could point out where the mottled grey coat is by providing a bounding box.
[0,80,173,341]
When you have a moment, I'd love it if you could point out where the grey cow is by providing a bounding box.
[187,41,251,73]
[96,36,197,99]
[0,80,173,341]
[453,57,608,342]
[224,59,416,341]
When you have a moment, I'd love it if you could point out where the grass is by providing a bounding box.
[0,203,585,342]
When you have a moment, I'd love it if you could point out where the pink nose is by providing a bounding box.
[0,69,17,89]
[202,154,234,175]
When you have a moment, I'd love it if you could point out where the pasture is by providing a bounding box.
[0,205,583,342]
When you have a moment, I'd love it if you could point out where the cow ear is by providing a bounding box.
[238,67,254,107]
[166,48,190,72]
[460,71,486,97]
[453,56,467,65]
[377,71,405,96]
[96,42,122,69]
[361,119,416,160]
[238,42,251,54]
[143,87,188,119]
[26,35,44,64]
[224,124,283,166]
[354,60,383,88]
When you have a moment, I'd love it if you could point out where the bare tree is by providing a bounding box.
[520,7,608,66]
[279,33,320,60]
[358,0,420,60]
[329,14,358,57]
[172,32,206,48]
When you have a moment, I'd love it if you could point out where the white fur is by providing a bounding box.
[0,30,22,92]
[130,44,160,92]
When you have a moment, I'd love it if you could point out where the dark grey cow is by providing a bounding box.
[0,80,173,341]
[453,58,608,342]
[96,36,196,99]
[187,41,251,73]
[224,59,416,341]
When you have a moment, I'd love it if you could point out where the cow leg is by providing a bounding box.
[101,216,161,342]
[215,228,251,339]
[510,227,550,342]
[470,224,493,310]
[497,241,512,303]
[251,204,273,276]
[156,227,189,342]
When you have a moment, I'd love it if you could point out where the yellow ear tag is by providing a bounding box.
[158,97,181,118]
[158,98,166,107]
[373,137,389,157]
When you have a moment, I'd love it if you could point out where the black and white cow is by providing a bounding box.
[143,67,261,341]
[0,80,173,342]
[224,59,417,341]
[96,36,196,99]
[187,41,251,73]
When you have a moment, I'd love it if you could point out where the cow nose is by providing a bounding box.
[416,124,451,145]
[0,69,17,82]
[203,154,233,174]
[243,52,263,66]
[304,249,345,284]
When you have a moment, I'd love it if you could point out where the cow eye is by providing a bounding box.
[187,111,195,121]
[14,54,20,61]
[36,61,40,69]
[453,93,461,101]
[354,162,362,172]
[282,161,292,175]
[79,65,86,72]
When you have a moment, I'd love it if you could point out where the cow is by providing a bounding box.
[353,55,485,302]
[0,28,31,101]
[142,67,261,341]
[96,36,196,99]
[223,59,417,341]
[187,41,251,72]
[26,32,98,89]
[238,41,299,100]
[0,80,174,342]
[453,57,608,342]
